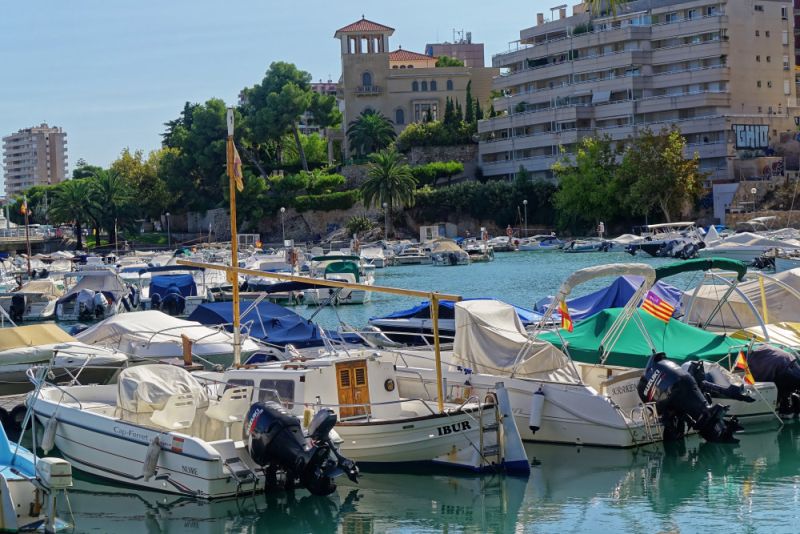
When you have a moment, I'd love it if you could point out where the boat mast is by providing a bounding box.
[226,108,242,367]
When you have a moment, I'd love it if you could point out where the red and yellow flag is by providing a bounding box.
[559,300,573,332]
[227,137,244,192]
[641,290,675,323]
[735,350,755,385]
[19,198,27,216]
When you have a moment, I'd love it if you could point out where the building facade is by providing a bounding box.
[478,0,798,188]
[425,32,486,67]
[335,17,498,155]
[2,124,67,197]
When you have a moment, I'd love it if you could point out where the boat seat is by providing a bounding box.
[205,386,253,439]
[150,392,197,430]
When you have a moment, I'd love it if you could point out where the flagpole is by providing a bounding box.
[226,108,242,367]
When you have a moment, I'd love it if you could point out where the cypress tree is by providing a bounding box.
[465,81,474,124]
[489,104,497,118]
[444,97,456,126]
[455,99,463,121]
[475,100,484,121]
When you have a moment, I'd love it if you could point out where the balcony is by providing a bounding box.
[354,85,382,96]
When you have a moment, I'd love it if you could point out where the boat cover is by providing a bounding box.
[117,364,209,413]
[539,308,748,367]
[188,301,324,347]
[0,324,73,352]
[149,274,198,298]
[58,272,127,303]
[371,298,543,325]
[552,264,656,304]
[452,300,577,382]
[683,268,800,328]
[15,280,62,297]
[736,322,800,348]
[535,276,683,321]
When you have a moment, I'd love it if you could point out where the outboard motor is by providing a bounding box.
[9,294,25,322]
[77,288,96,320]
[93,292,109,318]
[681,360,756,404]
[161,284,185,316]
[245,402,358,496]
[637,353,740,443]
[150,292,162,311]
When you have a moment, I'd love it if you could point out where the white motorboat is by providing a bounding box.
[699,231,800,263]
[394,246,432,265]
[463,240,495,262]
[625,222,703,258]
[360,246,389,268]
[55,270,129,321]
[0,279,62,321]
[126,266,211,317]
[517,235,564,252]
[302,256,374,305]
[29,364,358,499]
[74,310,261,368]
[429,239,470,266]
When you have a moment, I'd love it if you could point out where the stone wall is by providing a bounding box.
[406,144,478,166]
[340,164,369,189]
[255,203,384,244]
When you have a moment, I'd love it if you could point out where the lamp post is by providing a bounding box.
[280,207,286,243]
[165,212,171,248]
[383,202,389,239]
[523,199,528,237]
[751,187,758,213]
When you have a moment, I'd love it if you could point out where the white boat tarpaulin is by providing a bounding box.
[117,364,209,413]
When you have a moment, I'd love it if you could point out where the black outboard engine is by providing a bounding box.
[682,360,756,404]
[161,285,185,316]
[245,402,358,496]
[9,294,25,322]
[638,353,740,443]
[150,292,162,311]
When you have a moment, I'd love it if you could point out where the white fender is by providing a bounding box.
[41,416,58,454]
[143,437,161,481]
[529,387,545,433]
[494,382,530,476]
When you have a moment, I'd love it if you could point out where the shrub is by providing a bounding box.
[395,120,476,152]
[410,161,464,187]
[346,215,374,236]
[294,190,360,212]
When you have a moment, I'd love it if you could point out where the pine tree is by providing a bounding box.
[464,81,474,124]
[455,99,463,121]
[489,104,497,118]
[475,100,484,121]
[444,97,456,126]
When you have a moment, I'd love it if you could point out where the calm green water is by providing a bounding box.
[57,252,800,533]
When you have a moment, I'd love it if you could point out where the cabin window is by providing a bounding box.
[258,379,295,408]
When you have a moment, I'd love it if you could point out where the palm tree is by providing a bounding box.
[360,149,417,238]
[585,0,626,16]
[347,110,396,157]
[90,169,133,248]
[48,179,92,250]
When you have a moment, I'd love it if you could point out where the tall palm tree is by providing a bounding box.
[90,169,133,248]
[347,110,396,157]
[48,179,92,250]
[360,149,417,238]
[585,0,626,16]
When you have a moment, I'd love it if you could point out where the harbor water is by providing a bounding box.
[55,251,800,532]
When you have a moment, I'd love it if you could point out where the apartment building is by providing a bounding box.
[425,31,486,67]
[335,17,498,155]
[2,124,67,197]
[478,0,798,189]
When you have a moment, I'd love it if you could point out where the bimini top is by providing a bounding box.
[370,298,543,325]
[655,258,747,283]
[552,263,656,305]
[540,308,748,367]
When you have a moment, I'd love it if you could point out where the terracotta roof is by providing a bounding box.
[389,48,435,61]
[335,17,394,34]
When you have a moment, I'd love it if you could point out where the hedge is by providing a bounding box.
[293,190,360,212]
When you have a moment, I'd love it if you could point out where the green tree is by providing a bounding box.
[464,81,475,125]
[90,169,133,247]
[475,100,484,121]
[72,161,103,180]
[347,110,396,156]
[346,215,374,237]
[435,55,465,67]
[552,136,621,232]
[618,128,706,222]
[48,179,93,250]
[360,149,417,237]
[110,148,170,219]
[585,0,626,15]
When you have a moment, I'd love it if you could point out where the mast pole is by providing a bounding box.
[226,108,242,367]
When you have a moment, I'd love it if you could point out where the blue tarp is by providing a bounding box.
[534,275,683,321]
[149,274,197,299]
[371,298,543,325]
[188,301,326,348]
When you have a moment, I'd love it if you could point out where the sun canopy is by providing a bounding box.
[188,301,324,347]
[553,264,656,304]
[149,274,198,298]
[371,298,543,325]
[655,258,747,282]
[535,275,682,322]
[539,308,748,367]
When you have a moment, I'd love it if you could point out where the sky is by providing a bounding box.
[0,0,549,177]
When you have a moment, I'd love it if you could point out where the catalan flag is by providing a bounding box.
[641,290,675,322]
[227,137,244,192]
[559,300,573,332]
[735,350,755,385]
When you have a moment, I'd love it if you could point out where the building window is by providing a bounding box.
[757,80,762,87]
[705,5,718,16]
[766,30,771,37]
[687,8,698,19]
[754,4,764,11]
[757,55,761,61]
[446,79,454,90]
[361,72,372,87]
[412,81,419,91]
[784,55,791,69]
[783,30,790,45]
[768,80,773,87]
[666,12,678,22]
[767,55,771,62]
[414,102,438,121]
[399,65,406,69]
[430,80,437,91]
[421,81,428,91]
[392,65,398,69]
[782,6,788,19]
[395,108,405,125]
[407,65,413,69]
[755,30,760,36]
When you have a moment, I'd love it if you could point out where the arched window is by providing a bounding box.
[446,79,454,91]
[421,81,428,91]
[395,108,405,125]
[407,65,413,69]
[392,65,399,69]
[430,80,437,91]
[362,72,372,87]
[412,81,419,91]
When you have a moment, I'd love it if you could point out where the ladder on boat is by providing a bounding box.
[631,403,663,444]
[478,393,503,469]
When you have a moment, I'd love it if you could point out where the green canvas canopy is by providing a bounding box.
[654,258,747,283]
[539,307,749,368]
[324,261,360,282]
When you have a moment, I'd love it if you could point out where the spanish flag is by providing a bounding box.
[227,137,244,192]
[641,290,675,323]
[559,300,573,332]
[19,197,27,216]
[735,350,755,385]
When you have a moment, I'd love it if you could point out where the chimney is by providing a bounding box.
[537,12,545,25]
[559,7,567,19]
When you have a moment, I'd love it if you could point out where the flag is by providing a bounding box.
[227,137,244,192]
[641,291,675,322]
[735,350,755,385]
[559,300,573,332]
[19,198,27,216]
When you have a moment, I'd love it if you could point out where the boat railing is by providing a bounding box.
[26,366,86,410]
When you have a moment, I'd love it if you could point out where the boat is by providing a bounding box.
[562,239,613,253]
[487,236,516,252]
[360,246,389,268]
[429,239,470,266]
[463,240,495,262]
[55,270,130,322]
[0,324,129,396]
[0,279,62,321]
[29,363,359,499]
[393,246,431,265]
[699,231,800,264]
[517,235,563,251]
[74,310,261,368]
[126,266,211,317]
[625,222,704,258]
[302,256,374,305]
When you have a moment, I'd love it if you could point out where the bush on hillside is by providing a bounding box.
[294,190,360,212]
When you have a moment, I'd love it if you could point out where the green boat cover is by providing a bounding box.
[654,258,747,282]
[324,261,360,282]
[539,307,749,367]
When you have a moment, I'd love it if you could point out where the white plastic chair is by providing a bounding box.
[205,386,253,439]
[150,392,197,430]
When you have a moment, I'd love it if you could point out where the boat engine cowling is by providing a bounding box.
[638,353,740,443]
[244,402,358,496]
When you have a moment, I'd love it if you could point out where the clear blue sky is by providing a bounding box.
[0,0,547,175]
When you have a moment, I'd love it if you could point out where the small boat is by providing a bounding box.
[463,240,495,262]
[699,231,800,264]
[562,239,613,253]
[126,266,211,317]
[360,246,389,268]
[429,239,470,266]
[302,256,374,305]
[394,246,432,265]
[517,235,564,252]
[55,270,129,322]
[625,222,704,258]
[0,279,62,321]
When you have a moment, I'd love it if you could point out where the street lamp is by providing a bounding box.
[523,199,528,237]
[382,202,389,239]
[165,212,171,248]
[280,207,286,243]
[751,187,758,213]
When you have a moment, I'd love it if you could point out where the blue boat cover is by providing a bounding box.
[149,274,197,299]
[188,301,325,348]
[534,275,683,321]
[371,298,543,325]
